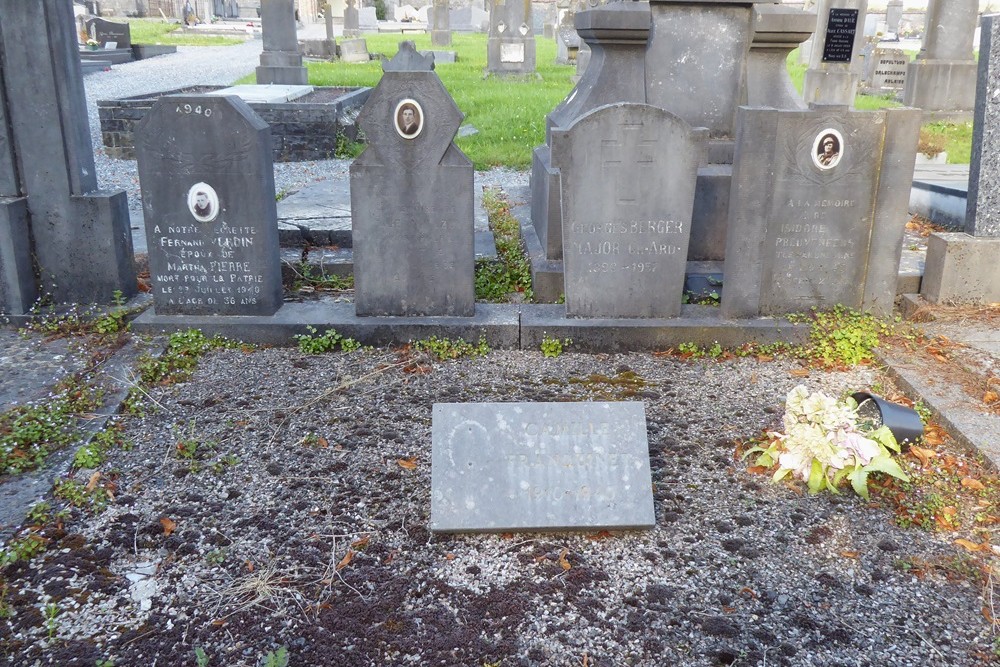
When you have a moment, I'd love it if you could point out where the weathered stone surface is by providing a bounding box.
[136,96,283,316]
[802,0,867,105]
[861,48,908,95]
[350,42,474,317]
[339,38,370,63]
[902,0,977,112]
[257,0,308,84]
[0,0,135,305]
[344,0,361,38]
[965,14,1000,238]
[0,199,35,315]
[554,103,706,318]
[921,233,1000,304]
[487,0,536,74]
[430,0,451,46]
[722,105,920,318]
[746,3,812,110]
[430,402,655,533]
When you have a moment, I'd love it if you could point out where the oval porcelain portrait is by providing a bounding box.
[812,129,844,170]
[394,99,423,140]
[187,182,220,223]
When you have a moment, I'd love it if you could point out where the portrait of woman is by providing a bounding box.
[187,182,220,223]
[394,99,424,139]
[812,129,844,170]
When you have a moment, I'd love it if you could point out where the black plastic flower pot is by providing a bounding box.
[851,392,925,448]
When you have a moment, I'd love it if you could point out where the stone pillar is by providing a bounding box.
[922,14,1000,304]
[885,0,902,35]
[430,0,452,46]
[746,3,812,110]
[902,0,978,113]
[343,0,361,37]
[257,0,309,84]
[0,0,135,313]
[486,0,536,75]
[801,0,868,105]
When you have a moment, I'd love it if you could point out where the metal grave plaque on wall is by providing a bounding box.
[822,8,859,63]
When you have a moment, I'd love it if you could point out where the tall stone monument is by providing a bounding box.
[135,96,284,317]
[885,0,902,36]
[257,0,309,85]
[902,0,978,114]
[801,0,867,105]
[344,0,361,38]
[430,0,452,46]
[487,0,536,75]
[921,14,1000,304]
[0,0,136,314]
[350,43,475,316]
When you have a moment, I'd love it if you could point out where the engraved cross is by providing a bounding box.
[601,121,657,205]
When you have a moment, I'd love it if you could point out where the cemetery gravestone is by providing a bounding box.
[487,0,536,75]
[430,402,655,532]
[921,13,1000,304]
[257,0,309,85]
[430,0,451,46]
[0,0,136,311]
[903,0,978,113]
[885,0,903,35]
[802,0,867,105]
[135,96,283,316]
[554,103,706,318]
[86,17,131,48]
[350,43,474,316]
[862,48,907,95]
[722,106,920,318]
[344,0,361,38]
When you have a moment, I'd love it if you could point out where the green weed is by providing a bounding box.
[540,336,571,358]
[294,326,360,354]
[476,188,533,302]
[414,336,490,360]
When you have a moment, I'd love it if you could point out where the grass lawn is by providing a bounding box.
[126,18,244,46]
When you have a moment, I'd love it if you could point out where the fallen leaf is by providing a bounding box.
[85,471,101,492]
[160,517,177,537]
[586,530,612,541]
[501,533,514,540]
[984,391,999,405]
[840,551,859,559]
[211,619,227,627]
[740,587,757,599]
[983,607,995,624]
[757,355,773,363]
[317,436,330,448]
[722,606,736,614]
[336,549,355,571]
[789,368,810,378]
[351,534,370,549]
[910,445,938,467]
[445,553,456,561]
[955,538,989,552]
[747,466,770,475]
[558,548,571,571]
[922,425,946,446]
[397,458,418,470]
[961,477,986,491]
[246,561,254,572]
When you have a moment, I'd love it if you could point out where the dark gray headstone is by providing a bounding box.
[722,106,920,318]
[964,14,1000,238]
[430,402,655,533]
[554,103,706,318]
[487,0,536,74]
[0,199,36,315]
[0,0,135,307]
[86,17,132,48]
[257,0,308,85]
[136,96,283,317]
[350,42,475,317]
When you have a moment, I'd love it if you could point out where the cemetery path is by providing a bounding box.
[1,344,998,666]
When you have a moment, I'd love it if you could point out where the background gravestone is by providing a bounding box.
[722,105,920,318]
[0,0,135,312]
[430,0,451,46]
[136,96,283,317]
[903,0,978,114]
[860,48,907,95]
[350,42,475,317]
[487,0,536,75]
[802,0,867,105]
[344,0,361,38]
[431,402,655,532]
[921,14,1000,305]
[554,103,706,318]
[257,0,309,85]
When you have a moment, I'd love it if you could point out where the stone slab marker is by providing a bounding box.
[922,14,1000,304]
[722,105,920,318]
[903,0,978,113]
[430,0,452,46]
[136,96,283,316]
[0,0,135,313]
[350,43,474,316]
[487,0,536,75]
[554,103,706,318]
[430,402,655,532]
[257,0,309,85]
[802,0,867,105]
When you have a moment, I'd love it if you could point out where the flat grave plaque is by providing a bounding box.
[822,8,859,63]
[430,402,654,533]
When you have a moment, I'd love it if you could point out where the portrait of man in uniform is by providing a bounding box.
[394,99,423,139]
[187,182,220,223]
[813,130,843,170]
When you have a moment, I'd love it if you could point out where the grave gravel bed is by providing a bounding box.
[2,348,994,666]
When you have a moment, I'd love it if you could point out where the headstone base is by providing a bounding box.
[256,65,309,85]
[921,232,1000,304]
[62,191,137,304]
[902,60,977,112]
[339,38,370,63]
[0,198,37,316]
[802,68,859,105]
[431,30,452,46]
[486,37,537,75]
[529,146,562,261]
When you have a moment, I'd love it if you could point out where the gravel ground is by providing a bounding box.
[85,42,529,221]
[1,346,996,666]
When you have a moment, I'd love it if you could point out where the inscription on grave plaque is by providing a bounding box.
[822,8,859,63]
[871,50,908,90]
[430,402,655,532]
[500,42,526,63]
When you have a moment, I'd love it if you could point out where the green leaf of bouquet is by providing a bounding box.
[868,425,900,453]
[808,460,825,494]
[848,468,871,500]
[864,454,910,482]
[772,467,792,483]
[832,466,853,486]
[756,451,775,467]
